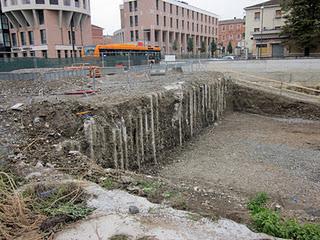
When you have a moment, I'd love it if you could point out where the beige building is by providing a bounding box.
[245,0,286,58]
[1,0,92,58]
[119,0,219,55]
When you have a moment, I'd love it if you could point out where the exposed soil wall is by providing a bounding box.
[81,79,228,170]
[19,77,228,171]
[232,84,320,120]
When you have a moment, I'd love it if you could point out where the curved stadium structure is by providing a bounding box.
[1,0,92,58]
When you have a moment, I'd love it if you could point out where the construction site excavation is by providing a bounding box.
[1,59,320,240]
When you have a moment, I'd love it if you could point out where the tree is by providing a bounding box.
[227,41,233,54]
[172,40,179,52]
[200,40,206,53]
[187,37,194,52]
[281,0,320,55]
[210,39,217,57]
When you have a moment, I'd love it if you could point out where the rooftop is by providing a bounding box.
[219,18,245,25]
[245,0,281,10]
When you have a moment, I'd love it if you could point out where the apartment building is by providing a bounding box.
[0,3,11,58]
[218,18,245,51]
[245,0,287,58]
[1,0,92,58]
[119,0,219,54]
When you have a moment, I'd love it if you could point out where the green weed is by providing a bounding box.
[248,192,320,240]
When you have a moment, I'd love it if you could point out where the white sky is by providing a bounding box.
[91,0,264,35]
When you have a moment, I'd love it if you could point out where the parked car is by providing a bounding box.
[222,55,235,60]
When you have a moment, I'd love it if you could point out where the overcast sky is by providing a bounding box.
[91,0,264,35]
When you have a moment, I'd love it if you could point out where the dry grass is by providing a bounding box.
[0,171,45,240]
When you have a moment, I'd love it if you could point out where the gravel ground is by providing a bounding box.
[161,112,320,222]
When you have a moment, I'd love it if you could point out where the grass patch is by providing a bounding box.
[248,192,320,240]
[101,177,115,190]
[136,180,161,195]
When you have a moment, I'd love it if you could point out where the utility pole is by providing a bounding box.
[259,5,264,59]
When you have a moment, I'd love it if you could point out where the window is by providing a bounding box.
[65,50,68,58]
[23,51,27,57]
[192,22,194,31]
[64,0,70,5]
[10,0,17,5]
[28,31,34,45]
[163,16,166,26]
[40,29,46,44]
[57,50,61,58]
[176,19,178,29]
[3,33,10,47]
[49,0,58,4]
[170,17,173,28]
[83,0,86,9]
[11,33,17,47]
[182,20,184,30]
[42,50,48,58]
[37,10,45,25]
[129,1,133,12]
[30,51,35,57]
[156,0,159,10]
[275,10,282,19]
[254,28,260,32]
[170,4,172,14]
[135,15,138,26]
[187,9,189,18]
[197,12,199,20]
[176,6,178,16]
[156,14,159,25]
[192,11,194,20]
[196,24,198,32]
[36,0,45,3]
[275,26,281,30]
[1,16,9,29]
[135,30,139,41]
[163,2,166,12]
[182,8,184,17]
[130,31,134,41]
[254,12,261,20]
[75,0,79,7]
[130,16,133,27]
[187,21,189,30]
[134,1,137,11]
[201,14,203,21]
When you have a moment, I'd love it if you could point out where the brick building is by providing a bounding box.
[119,0,219,55]
[91,24,104,45]
[1,0,92,58]
[218,18,245,52]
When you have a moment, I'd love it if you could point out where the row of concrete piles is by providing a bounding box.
[83,77,228,171]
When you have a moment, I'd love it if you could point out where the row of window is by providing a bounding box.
[11,29,76,46]
[156,15,216,35]
[254,10,282,20]
[155,0,217,25]
[220,24,243,31]
[221,34,243,41]
[3,0,87,9]
[11,29,46,46]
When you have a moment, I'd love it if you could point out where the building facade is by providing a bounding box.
[218,18,245,52]
[120,0,219,55]
[1,0,92,58]
[91,24,104,45]
[0,3,11,57]
[245,0,287,58]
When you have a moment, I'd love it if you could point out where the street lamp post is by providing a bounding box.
[259,6,264,59]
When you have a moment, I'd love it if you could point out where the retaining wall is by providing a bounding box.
[78,78,228,170]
